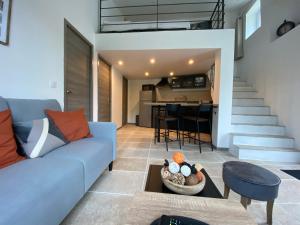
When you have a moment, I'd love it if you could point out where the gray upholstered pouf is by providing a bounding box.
[223,161,281,201]
[222,161,281,225]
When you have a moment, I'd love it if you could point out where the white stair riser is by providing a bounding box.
[230,79,300,163]
[232,106,270,115]
[234,81,248,87]
[229,146,239,157]
[237,148,300,163]
[232,136,294,148]
[233,98,265,106]
[232,115,278,125]
[232,124,285,135]
[233,87,256,91]
[233,92,258,98]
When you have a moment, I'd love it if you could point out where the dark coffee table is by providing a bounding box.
[145,165,223,199]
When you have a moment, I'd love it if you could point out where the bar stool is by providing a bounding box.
[182,103,213,153]
[154,104,182,151]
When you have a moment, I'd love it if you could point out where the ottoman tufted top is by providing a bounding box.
[223,161,281,186]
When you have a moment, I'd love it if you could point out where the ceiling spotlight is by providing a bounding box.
[150,58,156,64]
[145,72,150,77]
[118,60,124,66]
[188,59,195,65]
[169,72,174,76]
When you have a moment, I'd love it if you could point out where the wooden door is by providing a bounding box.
[122,77,128,126]
[64,20,92,120]
[98,57,111,122]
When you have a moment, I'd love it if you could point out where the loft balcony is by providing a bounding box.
[99,0,225,33]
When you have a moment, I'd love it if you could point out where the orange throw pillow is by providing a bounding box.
[0,109,25,169]
[45,109,92,142]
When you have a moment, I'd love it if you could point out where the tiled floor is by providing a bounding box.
[62,125,300,225]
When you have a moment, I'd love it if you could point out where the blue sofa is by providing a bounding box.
[0,97,117,225]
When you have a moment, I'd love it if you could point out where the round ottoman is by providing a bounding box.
[222,161,281,225]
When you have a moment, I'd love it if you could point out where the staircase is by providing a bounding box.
[230,77,300,163]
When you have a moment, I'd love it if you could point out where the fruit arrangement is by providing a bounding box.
[162,152,205,187]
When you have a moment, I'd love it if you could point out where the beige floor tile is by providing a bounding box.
[276,179,300,203]
[114,157,148,172]
[201,162,224,177]
[259,165,296,180]
[90,170,144,194]
[276,203,300,225]
[147,158,165,166]
[148,148,174,160]
[185,151,225,163]
[62,192,132,225]
[125,137,152,143]
[121,142,151,149]
[118,148,149,158]
[210,177,241,202]
[247,202,300,225]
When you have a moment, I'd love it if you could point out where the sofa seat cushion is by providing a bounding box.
[0,158,85,225]
[44,137,113,191]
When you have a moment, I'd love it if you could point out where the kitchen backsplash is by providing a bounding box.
[155,86,212,102]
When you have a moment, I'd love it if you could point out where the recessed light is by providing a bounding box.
[150,58,156,64]
[118,60,124,66]
[170,72,174,76]
[145,72,150,77]
[188,59,195,65]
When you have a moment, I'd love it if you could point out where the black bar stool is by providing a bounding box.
[182,103,213,153]
[154,104,182,151]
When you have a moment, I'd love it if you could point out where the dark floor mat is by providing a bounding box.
[281,170,300,180]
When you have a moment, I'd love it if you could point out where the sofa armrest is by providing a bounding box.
[89,122,117,160]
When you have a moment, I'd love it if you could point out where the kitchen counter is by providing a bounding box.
[145,102,218,107]
[144,102,200,106]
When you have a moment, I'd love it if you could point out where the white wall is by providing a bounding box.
[111,67,124,128]
[96,30,235,147]
[224,10,240,29]
[0,0,99,120]
[237,0,300,148]
[128,79,160,123]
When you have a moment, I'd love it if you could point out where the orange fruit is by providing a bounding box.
[172,152,185,164]
[196,171,204,182]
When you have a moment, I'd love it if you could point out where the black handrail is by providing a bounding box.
[99,0,225,33]
[101,2,219,9]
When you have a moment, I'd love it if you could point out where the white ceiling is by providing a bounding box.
[100,49,216,79]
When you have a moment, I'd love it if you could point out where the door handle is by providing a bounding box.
[66,90,72,94]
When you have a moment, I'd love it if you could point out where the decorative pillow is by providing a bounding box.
[0,109,25,169]
[45,108,92,142]
[14,118,68,158]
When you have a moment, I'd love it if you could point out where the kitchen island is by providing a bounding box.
[144,102,216,143]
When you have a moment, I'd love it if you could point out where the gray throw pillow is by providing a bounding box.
[14,118,68,158]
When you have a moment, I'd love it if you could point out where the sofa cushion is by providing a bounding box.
[0,109,25,169]
[0,157,84,225]
[14,118,68,158]
[46,109,92,142]
[44,137,113,191]
[6,99,61,123]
